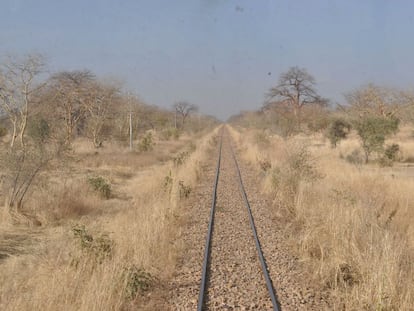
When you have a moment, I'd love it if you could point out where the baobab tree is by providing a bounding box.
[0,54,45,148]
[173,101,198,128]
[265,66,325,120]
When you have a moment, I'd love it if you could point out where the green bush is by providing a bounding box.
[88,176,111,199]
[123,265,152,299]
[138,132,154,151]
[72,224,113,265]
[356,117,399,163]
[384,144,400,161]
[327,119,351,148]
[379,144,400,167]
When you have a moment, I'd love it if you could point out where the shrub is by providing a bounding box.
[327,119,351,148]
[384,143,400,161]
[257,157,271,172]
[123,265,152,299]
[379,144,400,167]
[173,151,189,166]
[286,145,321,181]
[0,142,54,211]
[87,176,111,199]
[270,144,321,215]
[163,171,173,194]
[138,132,154,152]
[274,114,300,138]
[178,180,191,199]
[72,224,113,265]
[345,149,365,165]
[356,117,399,163]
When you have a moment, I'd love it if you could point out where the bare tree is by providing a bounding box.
[266,66,325,119]
[47,70,95,145]
[0,54,45,148]
[345,84,400,119]
[85,81,120,147]
[173,101,198,128]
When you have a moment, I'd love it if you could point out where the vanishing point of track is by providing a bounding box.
[197,128,281,310]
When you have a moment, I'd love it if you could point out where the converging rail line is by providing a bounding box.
[197,128,281,310]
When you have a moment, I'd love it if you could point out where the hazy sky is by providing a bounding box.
[1,0,414,119]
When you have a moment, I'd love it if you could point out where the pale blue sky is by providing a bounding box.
[1,0,414,119]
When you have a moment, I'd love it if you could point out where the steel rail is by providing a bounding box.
[229,137,281,311]
[197,130,223,311]
[197,129,280,310]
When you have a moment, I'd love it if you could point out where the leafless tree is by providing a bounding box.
[85,81,120,147]
[173,101,198,128]
[47,70,95,145]
[345,84,401,119]
[266,66,325,119]
[0,54,46,148]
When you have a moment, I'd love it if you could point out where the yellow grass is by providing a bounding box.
[229,125,414,310]
[0,128,219,310]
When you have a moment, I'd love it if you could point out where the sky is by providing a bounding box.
[1,0,414,120]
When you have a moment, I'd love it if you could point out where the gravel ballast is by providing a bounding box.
[168,131,330,310]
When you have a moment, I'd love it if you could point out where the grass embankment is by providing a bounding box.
[228,125,414,310]
[0,129,219,310]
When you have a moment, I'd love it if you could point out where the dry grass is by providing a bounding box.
[73,136,193,169]
[229,125,414,310]
[0,128,219,310]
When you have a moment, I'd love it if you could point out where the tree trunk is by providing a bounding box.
[93,128,102,148]
[66,118,73,145]
[10,120,17,149]
[19,91,29,148]
[19,114,27,148]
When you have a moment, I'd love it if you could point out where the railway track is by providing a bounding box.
[197,129,281,310]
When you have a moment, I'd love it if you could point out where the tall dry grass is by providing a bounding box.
[0,128,220,310]
[228,125,414,310]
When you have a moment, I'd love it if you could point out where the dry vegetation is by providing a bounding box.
[0,54,219,310]
[228,69,414,309]
[3,55,414,310]
[228,125,414,310]
[0,128,220,310]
